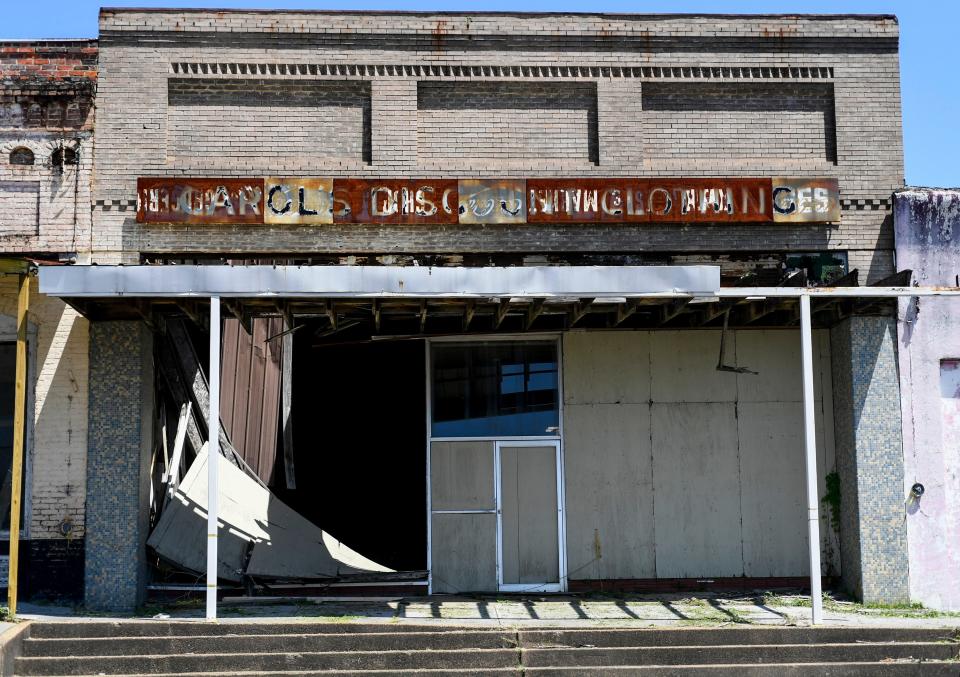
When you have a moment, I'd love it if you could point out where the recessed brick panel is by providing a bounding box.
[642,82,837,166]
[0,180,40,236]
[417,81,599,165]
[166,78,372,166]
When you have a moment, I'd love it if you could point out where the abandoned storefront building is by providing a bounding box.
[3,9,959,619]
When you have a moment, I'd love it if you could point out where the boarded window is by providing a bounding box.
[9,147,34,166]
[431,341,559,437]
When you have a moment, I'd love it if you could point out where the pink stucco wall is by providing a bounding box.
[894,188,960,611]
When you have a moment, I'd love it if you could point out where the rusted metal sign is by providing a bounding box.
[458,179,527,224]
[526,178,773,224]
[138,178,264,224]
[772,177,841,223]
[333,179,459,224]
[137,177,841,225]
[264,178,333,225]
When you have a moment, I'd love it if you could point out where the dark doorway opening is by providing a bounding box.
[276,332,427,573]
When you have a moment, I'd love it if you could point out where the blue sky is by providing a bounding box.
[5,0,955,186]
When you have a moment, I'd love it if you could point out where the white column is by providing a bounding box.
[206,296,221,620]
[799,293,823,624]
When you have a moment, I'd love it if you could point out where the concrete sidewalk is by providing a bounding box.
[14,593,960,630]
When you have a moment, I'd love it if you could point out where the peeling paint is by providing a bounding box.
[894,188,960,612]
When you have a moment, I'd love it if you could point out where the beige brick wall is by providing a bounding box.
[93,11,904,281]
[417,82,598,166]
[0,135,93,256]
[641,82,837,166]
[167,79,372,167]
[0,277,88,540]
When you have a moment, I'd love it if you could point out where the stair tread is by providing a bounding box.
[14,662,960,677]
[17,639,957,657]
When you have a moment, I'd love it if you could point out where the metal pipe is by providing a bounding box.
[799,293,824,624]
[206,295,221,621]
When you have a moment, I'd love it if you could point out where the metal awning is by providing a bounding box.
[39,264,720,298]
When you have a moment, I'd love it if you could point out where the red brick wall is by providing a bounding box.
[0,41,97,82]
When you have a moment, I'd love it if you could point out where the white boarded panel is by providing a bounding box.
[431,441,495,511]
[500,445,559,584]
[738,401,808,576]
[650,331,737,403]
[564,403,655,580]
[652,402,742,577]
[735,329,828,403]
[431,513,497,593]
[563,331,650,404]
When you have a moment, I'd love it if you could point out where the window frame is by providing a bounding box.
[427,333,563,442]
[8,147,35,166]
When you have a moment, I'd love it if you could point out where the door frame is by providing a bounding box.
[425,334,568,594]
[494,439,565,593]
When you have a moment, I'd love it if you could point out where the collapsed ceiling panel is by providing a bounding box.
[147,448,392,582]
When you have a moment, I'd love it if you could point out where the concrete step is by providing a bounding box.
[523,664,960,676]
[22,627,960,658]
[14,642,960,675]
[12,665,960,677]
[14,648,522,675]
[520,642,959,667]
[26,622,464,639]
[520,626,960,647]
[21,630,518,656]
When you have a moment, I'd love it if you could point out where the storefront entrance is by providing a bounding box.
[428,337,566,593]
[496,441,563,592]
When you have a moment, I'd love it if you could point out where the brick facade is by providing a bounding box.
[0,41,95,600]
[93,11,902,281]
[0,40,96,257]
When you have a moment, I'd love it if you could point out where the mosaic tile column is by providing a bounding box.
[831,315,910,604]
[85,321,154,611]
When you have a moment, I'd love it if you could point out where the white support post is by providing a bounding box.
[799,293,823,625]
[206,296,221,621]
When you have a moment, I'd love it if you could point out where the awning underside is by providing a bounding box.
[62,293,895,332]
[40,264,904,331]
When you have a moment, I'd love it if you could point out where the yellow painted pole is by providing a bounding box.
[7,273,29,617]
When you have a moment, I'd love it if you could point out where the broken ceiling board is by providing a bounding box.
[563,402,655,581]
[147,450,252,582]
[147,449,392,582]
[651,402,743,578]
